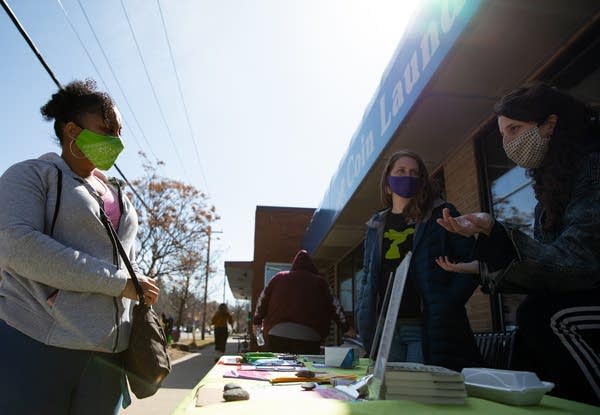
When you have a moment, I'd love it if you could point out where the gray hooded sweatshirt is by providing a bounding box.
[0,153,137,353]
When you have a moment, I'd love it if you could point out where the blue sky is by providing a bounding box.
[1,0,420,302]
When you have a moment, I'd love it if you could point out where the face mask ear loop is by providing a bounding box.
[69,139,86,160]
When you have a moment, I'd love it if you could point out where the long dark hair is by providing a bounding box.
[379,150,438,222]
[494,83,600,232]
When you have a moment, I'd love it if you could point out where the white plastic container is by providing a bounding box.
[461,368,554,406]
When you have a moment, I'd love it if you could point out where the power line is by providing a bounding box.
[118,0,188,176]
[2,0,146,224]
[2,0,210,253]
[55,0,146,153]
[56,0,109,92]
[2,0,62,89]
[156,0,210,195]
[74,0,161,164]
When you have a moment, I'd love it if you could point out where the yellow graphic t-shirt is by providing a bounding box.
[379,212,420,318]
[383,227,415,260]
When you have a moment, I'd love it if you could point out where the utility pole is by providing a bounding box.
[200,226,222,340]
[200,227,211,341]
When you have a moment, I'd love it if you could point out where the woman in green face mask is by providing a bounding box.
[0,79,159,414]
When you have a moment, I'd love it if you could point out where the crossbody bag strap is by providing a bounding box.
[104,217,146,306]
[50,164,145,306]
[50,165,63,236]
[75,174,147,306]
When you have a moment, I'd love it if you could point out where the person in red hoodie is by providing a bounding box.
[253,249,352,354]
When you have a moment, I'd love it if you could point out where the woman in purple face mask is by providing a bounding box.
[355,150,483,371]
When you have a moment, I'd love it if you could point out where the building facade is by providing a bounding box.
[226,0,600,341]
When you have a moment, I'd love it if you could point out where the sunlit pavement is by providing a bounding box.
[121,335,239,415]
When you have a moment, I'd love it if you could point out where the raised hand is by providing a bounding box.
[435,256,479,274]
[436,208,494,237]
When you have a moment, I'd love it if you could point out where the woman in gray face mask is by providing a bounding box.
[436,83,600,406]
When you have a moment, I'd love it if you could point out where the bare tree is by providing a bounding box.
[127,153,220,341]
[173,260,201,332]
[129,153,219,284]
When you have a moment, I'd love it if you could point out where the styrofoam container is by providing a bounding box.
[461,368,554,405]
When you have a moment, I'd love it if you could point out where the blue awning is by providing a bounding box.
[302,0,482,254]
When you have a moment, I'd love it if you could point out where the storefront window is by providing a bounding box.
[490,166,535,237]
[491,170,535,327]
[432,168,446,200]
[479,128,535,330]
[339,275,353,312]
[336,245,364,329]
[353,268,364,310]
[264,262,290,286]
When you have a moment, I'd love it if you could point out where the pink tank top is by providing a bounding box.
[102,185,122,231]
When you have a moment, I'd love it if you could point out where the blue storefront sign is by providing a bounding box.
[302,0,482,254]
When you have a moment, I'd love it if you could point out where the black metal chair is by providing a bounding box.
[474,331,517,369]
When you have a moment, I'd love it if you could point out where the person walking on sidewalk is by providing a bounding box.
[211,303,233,361]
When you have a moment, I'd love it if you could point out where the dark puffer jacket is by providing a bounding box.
[253,250,348,340]
[478,153,600,294]
[356,200,483,371]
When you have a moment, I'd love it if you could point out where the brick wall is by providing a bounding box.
[444,140,480,214]
[444,140,493,332]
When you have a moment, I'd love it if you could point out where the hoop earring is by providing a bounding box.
[69,140,86,160]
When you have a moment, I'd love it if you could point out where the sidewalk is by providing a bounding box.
[121,336,239,415]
